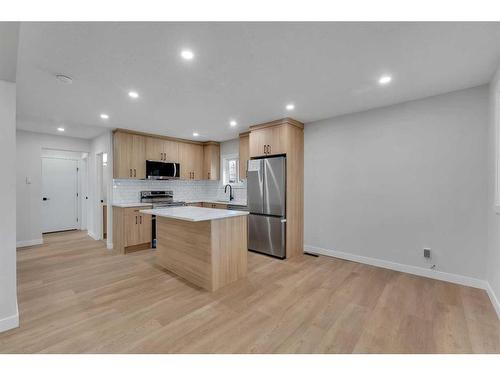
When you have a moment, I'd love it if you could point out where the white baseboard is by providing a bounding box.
[106,242,113,250]
[16,238,43,248]
[87,231,98,240]
[305,245,488,290]
[0,305,19,333]
[486,282,500,320]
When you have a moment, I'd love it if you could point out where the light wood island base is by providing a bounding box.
[156,215,247,291]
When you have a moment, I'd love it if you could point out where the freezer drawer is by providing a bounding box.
[248,214,286,259]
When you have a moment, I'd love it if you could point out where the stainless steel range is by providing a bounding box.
[140,191,186,248]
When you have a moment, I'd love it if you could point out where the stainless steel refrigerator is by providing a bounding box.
[247,156,286,259]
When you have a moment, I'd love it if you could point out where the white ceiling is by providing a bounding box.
[0,22,19,82]
[15,22,500,140]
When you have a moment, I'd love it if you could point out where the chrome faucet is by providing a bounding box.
[224,184,234,201]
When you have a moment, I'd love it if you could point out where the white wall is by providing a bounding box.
[87,131,113,248]
[487,68,500,317]
[305,86,489,284]
[0,80,18,332]
[16,130,91,246]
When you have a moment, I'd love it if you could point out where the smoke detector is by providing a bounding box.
[55,74,73,84]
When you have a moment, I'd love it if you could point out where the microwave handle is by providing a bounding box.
[173,163,177,178]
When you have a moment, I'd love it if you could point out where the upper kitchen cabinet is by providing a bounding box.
[249,123,286,157]
[239,132,249,180]
[203,142,220,180]
[113,129,219,181]
[179,142,204,180]
[113,131,146,179]
[145,137,179,162]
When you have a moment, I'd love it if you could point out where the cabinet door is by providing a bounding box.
[124,211,140,246]
[145,137,164,161]
[266,126,285,156]
[138,214,152,245]
[163,140,179,162]
[203,143,220,180]
[249,128,267,157]
[249,126,285,157]
[114,132,134,178]
[239,134,249,179]
[130,135,146,179]
[178,142,194,180]
[192,144,204,180]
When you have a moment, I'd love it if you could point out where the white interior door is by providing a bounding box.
[42,157,79,233]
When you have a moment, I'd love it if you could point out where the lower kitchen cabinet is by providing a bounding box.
[113,206,152,254]
[201,202,228,209]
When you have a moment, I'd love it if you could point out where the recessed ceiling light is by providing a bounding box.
[181,49,195,60]
[100,113,109,120]
[55,74,73,84]
[230,120,237,127]
[128,91,139,99]
[193,132,199,137]
[378,75,392,85]
[57,127,65,132]
[286,103,295,111]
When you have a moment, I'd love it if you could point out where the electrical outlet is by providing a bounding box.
[424,248,431,259]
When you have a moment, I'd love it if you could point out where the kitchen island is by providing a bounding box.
[140,206,249,292]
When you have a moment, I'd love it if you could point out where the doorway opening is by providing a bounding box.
[41,149,88,234]
[96,152,109,242]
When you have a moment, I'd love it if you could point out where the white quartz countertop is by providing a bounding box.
[140,206,249,222]
[185,199,247,207]
[112,203,153,208]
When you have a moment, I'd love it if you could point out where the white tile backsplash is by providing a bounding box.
[113,179,247,204]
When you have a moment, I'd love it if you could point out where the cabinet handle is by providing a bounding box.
[135,216,138,225]
[268,145,271,154]
[134,169,136,177]
[208,172,210,179]
[129,169,132,177]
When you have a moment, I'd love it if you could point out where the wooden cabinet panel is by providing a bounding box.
[114,206,152,253]
[145,137,164,161]
[130,135,146,179]
[192,144,204,180]
[201,202,227,209]
[179,142,203,180]
[124,211,140,247]
[203,143,220,180]
[113,132,132,178]
[113,132,146,179]
[139,213,152,244]
[179,142,194,180]
[249,126,285,157]
[239,133,249,180]
[146,137,179,162]
[164,140,179,163]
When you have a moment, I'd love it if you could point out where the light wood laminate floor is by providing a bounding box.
[1,230,499,353]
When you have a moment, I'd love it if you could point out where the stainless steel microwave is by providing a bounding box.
[146,160,180,180]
